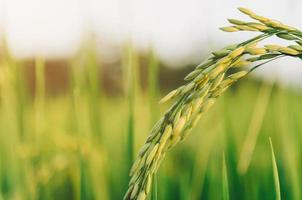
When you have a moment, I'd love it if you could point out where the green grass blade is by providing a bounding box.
[189,126,218,199]
[222,152,230,200]
[237,83,272,174]
[70,56,93,200]
[34,57,46,142]
[269,137,281,200]
[85,40,103,144]
[151,175,158,200]
[148,48,159,124]
[124,43,136,167]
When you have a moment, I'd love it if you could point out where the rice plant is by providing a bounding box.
[124,8,302,200]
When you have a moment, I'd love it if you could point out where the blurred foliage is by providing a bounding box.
[0,43,301,200]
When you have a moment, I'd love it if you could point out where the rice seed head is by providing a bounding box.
[191,113,202,127]
[130,184,139,199]
[224,44,238,51]
[220,26,239,32]
[246,48,267,55]
[201,98,215,112]
[211,73,225,91]
[155,142,165,159]
[212,49,230,58]
[217,56,232,65]
[184,69,203,81]
[230,59,241,67]
[228,47,245,58]
[146,144,159,165]
[160,125,173,147]
[129,171,140,186]
[259,54,281,60]
[154,154,165,172]
[124,185,134,200]
[137,192,146,200]
[276,33,297,40]
[146,132,158,144]
[209,64,226,79]
[296,40,302,46]
[246,57,259,62]
[228,71,249,80]
[231,60,251,68]
[265,20,283,28]
[149,160,159,175]
[246,23,270,31]
[168,135,181,149]
[220,79,235,88]
[211,85,229,98]
[264,44,283,52]
[182,82,196,94]
[184,104,193,119]
[238,7,254,16]
[192,98,204,115]
[277,24,297,31]
[173,116,186,136]
[181,127,192,141]
[196,60,214,69]
[227,19,246,25]
[193,72,207,83]
[196,75,209,89]
[138,142,151,157]
[278,47,300,55]
[130,157,142,176]
[145,175,152,194]
[197,83,211,97]
[236,25,258,32]
[172,110,182,125]
[125,8,302,200]
[250,15,270,23]
[159,89,178,104]
[288,45,302,52]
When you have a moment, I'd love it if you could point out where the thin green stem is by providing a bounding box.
[34,57,46,143]
[86,42,102,144]
[148,48,159,124]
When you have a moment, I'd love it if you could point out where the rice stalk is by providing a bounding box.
[0,58,24,198]
[85,39,103,144]
[151,174,157,200]
[3,41,27,142]
[147,48,160,200]
[34,57,46,143]
[148,48,160,125]
[222,152,230,200]
[124,43,136,168]
[269,137,281,200]
[237,83,272,174]
[124,8,302,200]
[1,41,33,198]
[70,56,93,200]
[189,117,221,199]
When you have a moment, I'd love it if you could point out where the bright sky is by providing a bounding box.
[1,0,302,86]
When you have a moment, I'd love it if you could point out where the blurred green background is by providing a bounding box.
[1,1,302,199]
[0,38,301,200]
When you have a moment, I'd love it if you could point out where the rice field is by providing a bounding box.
[0,42,301,200]
[1,8,302,200]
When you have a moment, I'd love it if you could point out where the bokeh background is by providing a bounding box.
[0,0,301,199]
